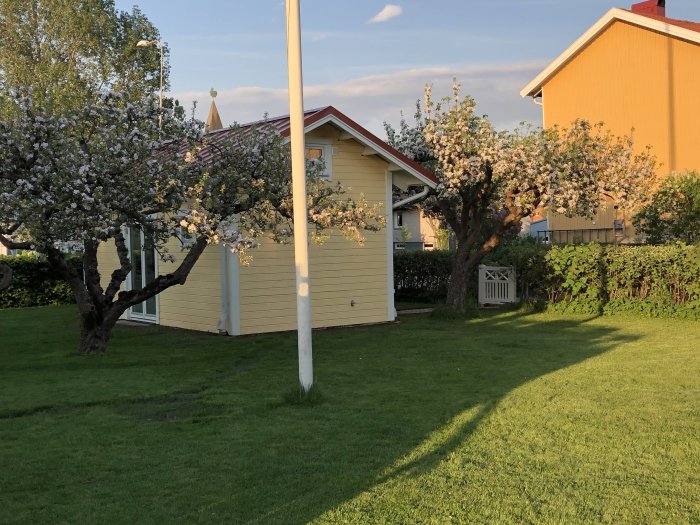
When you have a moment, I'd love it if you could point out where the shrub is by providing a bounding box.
[393,241,700,319]
[0,253,80,309]
[633,171,700,244]
[544,244,605,314]
[603,244,700,318]
[394,250,454,302]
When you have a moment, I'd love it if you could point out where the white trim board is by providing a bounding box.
[300,114,438,189]
[385,170,396,322]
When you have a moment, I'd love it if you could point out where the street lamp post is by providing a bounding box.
[136,39,164,128]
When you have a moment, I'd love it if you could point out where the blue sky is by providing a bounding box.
[114,0,700,136]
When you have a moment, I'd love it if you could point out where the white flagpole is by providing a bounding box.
[285,0,313,391]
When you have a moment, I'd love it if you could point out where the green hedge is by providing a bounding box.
[603,244,700,318]
[0,253,80,309]
[544,244,606,314]
[394,241,700,319]
[394,250,454,302]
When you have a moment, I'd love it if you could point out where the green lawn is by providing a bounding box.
[0,306,698,524]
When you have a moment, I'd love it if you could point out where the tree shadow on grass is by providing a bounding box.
[0,308,640,524]
[186,312,637,523]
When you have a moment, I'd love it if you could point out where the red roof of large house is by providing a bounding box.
[626,10,700,32]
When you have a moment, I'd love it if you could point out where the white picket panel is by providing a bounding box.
[478,265,517,306]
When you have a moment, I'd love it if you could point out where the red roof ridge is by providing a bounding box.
[623,9,700,33]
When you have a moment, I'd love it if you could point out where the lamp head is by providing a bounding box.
[136,39,160,48]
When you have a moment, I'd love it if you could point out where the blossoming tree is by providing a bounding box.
[0,92,384,353]
[386,83,656,309]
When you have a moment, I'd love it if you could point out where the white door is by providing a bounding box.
[126,226,158,323]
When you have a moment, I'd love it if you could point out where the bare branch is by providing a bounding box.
[0,233,32,250]
[105,231,131,303]
[115,237,208,309]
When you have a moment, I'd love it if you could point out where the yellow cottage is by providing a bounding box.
[521,0,700,243]
[98,104,436,335]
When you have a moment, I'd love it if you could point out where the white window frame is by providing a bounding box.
[176,211,196,248]
[305,139,333,180]
[123,226,160,324]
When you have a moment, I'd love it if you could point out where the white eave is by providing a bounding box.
[299,113,438,189]
[521,7,700,98]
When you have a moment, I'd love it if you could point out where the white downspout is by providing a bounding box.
[226,250,240,336]
[392,186,429,210]
[217,244,230,333]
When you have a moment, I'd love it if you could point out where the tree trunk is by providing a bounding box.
[0,262,12,291]
[78,325,111,354]
[77,310,119,354]
[445,241,474,310]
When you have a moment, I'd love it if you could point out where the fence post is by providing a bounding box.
[478,265,486,306]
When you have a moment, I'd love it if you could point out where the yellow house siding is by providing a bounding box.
[93,120,399,336]
[541,21,700,237]
[97,237,221,331]
[158,241,221,333]
[547,201,618,236]
[239,124,389,335]
[419,213,443,248]
[96,240,123,291]
[542,20,700,175]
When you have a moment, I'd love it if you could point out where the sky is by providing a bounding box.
[114,0,700,137]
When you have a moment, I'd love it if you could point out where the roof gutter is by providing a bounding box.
[392,186,430,210]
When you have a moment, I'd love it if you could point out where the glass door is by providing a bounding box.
[127,226,158,322]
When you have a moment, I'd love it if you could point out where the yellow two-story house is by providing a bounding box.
[521,0,700,243]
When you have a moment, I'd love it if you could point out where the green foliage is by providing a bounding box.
[0,0,165,118]
[603,244,700,318]
[394,241,700,319]
[544,244,606,314]
[544,243,700,318]
[0,253,80,308]
[394,250,454,302]
[434,225,451,250]
[633,171,700,244]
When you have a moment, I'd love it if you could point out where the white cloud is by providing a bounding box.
[368,4,403,24]
[174,60,547,138]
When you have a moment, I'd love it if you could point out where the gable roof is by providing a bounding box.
[521,7,700,98]
[204,106,438,187]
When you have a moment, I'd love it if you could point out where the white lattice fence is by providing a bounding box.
[478,265,517,306]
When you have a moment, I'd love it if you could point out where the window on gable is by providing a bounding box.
[305,143,332,180]
[176,211,196,248]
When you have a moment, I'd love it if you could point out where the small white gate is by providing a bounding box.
[478,265,517,306]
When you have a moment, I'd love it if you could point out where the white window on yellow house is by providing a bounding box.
[305,143,332,180]
[176,211,196,248]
